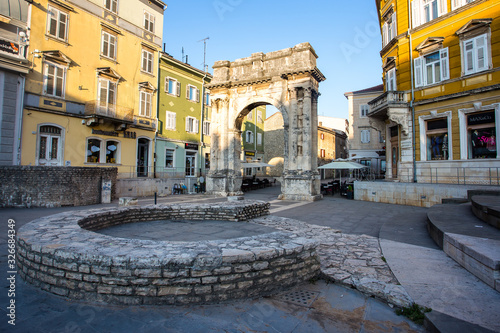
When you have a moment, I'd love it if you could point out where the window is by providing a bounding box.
[257,132,262,145]
[186,116,199,133]
[463,34,489,76]
[205,92,211,106]
[382,12,397,47]
[451,0,476,11]
[87,138,120,163]
[101,31,116,59]
[205,153,210,170]
[361,129,371,143]
[386,68,397,91]
[44,62,66,98]
[320,149,325,158]
[246,131,254,143]
[139,90,152,117]
[141,49,153,74]
[165,148,175,168]
[247,111,253,121]
[412,0,447,28]
[257,110,263,123]
[467,111,496,159]
[38,125,62,166]
[165,77,180,96]
[185,151,196,177]
[186,85,200,102]
[320,133,324,140]
[426,118,449,160]
[165,111,176,130]
[414,48,449,87]
[203,121,210,135]
[47,6,68,41]
[360,104,370,117]
[98,78,116,114]
[144,11,155,33]
[104,0,117,13]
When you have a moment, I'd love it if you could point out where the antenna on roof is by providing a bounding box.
[198,37,209,72]
[181,47,185,62]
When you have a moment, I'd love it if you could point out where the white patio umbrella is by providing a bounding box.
[318,160,367,184]
[241,161,273,168]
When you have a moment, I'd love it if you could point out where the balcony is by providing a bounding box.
[368,91,410,135]
[84,100,134,128]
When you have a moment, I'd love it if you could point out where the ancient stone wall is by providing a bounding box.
[0,166,117,207]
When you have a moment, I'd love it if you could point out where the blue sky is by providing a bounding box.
[162,0,383,119]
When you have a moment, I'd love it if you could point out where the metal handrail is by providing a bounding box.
[399,166,500,185]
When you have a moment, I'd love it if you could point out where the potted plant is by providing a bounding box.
[346,184,354,199]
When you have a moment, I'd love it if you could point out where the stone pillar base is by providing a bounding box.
[206,174,243,197]
[280,175,322,202]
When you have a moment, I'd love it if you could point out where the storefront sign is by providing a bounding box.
[245,151,255,156]
[0,40,19,55]
[185,143,198,150]
[468,111,495,126]
[92,129,119,137]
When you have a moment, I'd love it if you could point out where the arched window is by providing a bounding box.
[37,125,63,166]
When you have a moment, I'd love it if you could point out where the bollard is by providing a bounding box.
[154,192,157,204]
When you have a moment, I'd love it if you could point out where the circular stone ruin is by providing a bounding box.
[16,201,320,305]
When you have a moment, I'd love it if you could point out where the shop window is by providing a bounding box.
[426,118,449,160]
[165,148,175,168]
[87,138,120,163]
[468,111,496,159]
[87,138,102,163]
[106,140,119,163]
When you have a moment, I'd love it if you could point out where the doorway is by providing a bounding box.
[38,125,62,166]
[390,126,398,178]
[137,138,149,177]
[185,151,196,177]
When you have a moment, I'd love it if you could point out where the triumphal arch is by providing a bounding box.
[206,43,326,201]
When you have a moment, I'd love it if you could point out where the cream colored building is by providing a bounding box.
[345,84,386,176]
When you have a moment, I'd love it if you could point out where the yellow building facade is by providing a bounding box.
[370,0,500,183]
[21,0,165,178]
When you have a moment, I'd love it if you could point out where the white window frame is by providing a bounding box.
[104,139,120,164]
[360,104,370,117]
[246,131,254,143]
[141,49,154,74]
[165,111,176,130]
[203,121,210,135]
[47,5,68,42]
[104,0,118,13]
[360,129,371,144]
[204,92,211,106]
[101,31,117,60]
[414,48,449,87]
[451,0,476,11]
[165,148,175,168]
[186,84,200,102]
[165,77,180,96]
[458,103,500,159]
[257,110,263,123]
[462,33,490,76]
[412,0,447,28]
[386,67,397,91]
[139,90,152,117]
[185,116,199,134]
[382,12,397,47]
[43,61,66,98]
[418,111,452,161]
[36,124,64,166]
[144,11,155,33]
[257,132,262,145]
[97,77,117,114]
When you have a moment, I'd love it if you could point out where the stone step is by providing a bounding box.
[424,310,497,333]
[427,203,500,292]
[471,195,500,230]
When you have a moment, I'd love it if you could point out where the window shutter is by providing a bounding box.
[438,0,447,17]
[176,81,181,96]
[476,35,488,72]
[440,47,450,80]
[382,24,388,46]
[185,117,189,132]
[186,86,190,99]
[391,12,397,38]
[411,0,422,28]
[196,88,200,103]
[414,57,423,87]
[464,40,474,75]
[165,78,169,92]
[195,119,199,133]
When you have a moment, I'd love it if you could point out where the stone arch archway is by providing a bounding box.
[206,43,325,201]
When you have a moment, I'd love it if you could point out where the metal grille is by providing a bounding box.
[278,289,320,307]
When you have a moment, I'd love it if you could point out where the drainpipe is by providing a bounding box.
[15,76,26,165]
[408,0,417,183]
[200,66,208,178]
[154,49,163,178]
